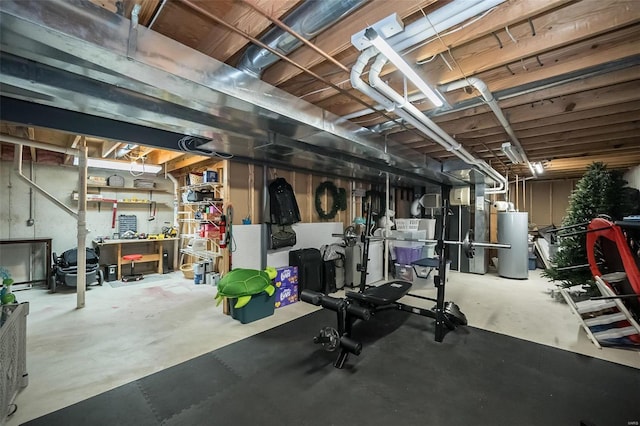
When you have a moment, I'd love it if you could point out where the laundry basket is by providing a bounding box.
[180,264,194,279]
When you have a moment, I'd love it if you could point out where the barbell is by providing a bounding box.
[340,227,510,259]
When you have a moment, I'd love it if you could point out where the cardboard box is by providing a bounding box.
[275,266,298,287]
[274,266,298,308]
[275,283,298,308]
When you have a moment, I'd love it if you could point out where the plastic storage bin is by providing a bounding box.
[395,218,421,230]
[229,291,276,324]
[394,246,423,264]
[394,263,414,282]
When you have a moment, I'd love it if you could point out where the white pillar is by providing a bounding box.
[76,142,87,308]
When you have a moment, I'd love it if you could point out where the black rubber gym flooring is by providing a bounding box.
[24,309,640,426]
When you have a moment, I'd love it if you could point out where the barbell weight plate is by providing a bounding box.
[343,225,358,247]
[321,327,340,352]
[463,230,475,259]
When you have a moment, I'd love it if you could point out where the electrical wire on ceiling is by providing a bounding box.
[124,148,149,177]
[351,114,393,126]
[177,135,234,159]
[421,9,473,89]
[412,6,499,62]
[299,79,351,99]
[504,25,518,44]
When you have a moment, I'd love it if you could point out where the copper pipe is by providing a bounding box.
[178,0,403,128]
[240,0,350,74]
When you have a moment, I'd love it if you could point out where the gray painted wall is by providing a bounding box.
[1,160,175,278]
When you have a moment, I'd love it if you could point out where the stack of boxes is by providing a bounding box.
[228,266,300,325]
[392,219,427,285]
[274,266,298,308]
[393,218,441,286]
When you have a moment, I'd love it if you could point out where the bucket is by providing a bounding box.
[422,242,436,259]
[193,262,204,285]
[394,246,423,265]
[206,272,221,286]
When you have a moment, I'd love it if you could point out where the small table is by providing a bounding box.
[93,238,178,280]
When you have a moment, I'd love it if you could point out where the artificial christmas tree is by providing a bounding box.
[543,162,634,288]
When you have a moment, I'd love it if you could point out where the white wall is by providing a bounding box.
[232,222,343,270]
[0,160,175,263]
[624,165,640,190]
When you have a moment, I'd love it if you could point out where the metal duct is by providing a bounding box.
[237,0,367,77]
[0,0,463,187]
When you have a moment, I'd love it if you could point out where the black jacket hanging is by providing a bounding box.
[268,177,301,226]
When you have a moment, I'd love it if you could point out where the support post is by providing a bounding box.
[76,141,87,309]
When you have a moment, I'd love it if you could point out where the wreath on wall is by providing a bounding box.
[315,181,347,220]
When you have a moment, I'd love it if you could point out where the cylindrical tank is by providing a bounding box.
[497,212,529,279]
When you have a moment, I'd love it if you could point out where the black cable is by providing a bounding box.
[528,18,536,36]
[492,32,503,49]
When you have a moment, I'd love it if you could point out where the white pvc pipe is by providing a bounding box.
[2,134,79,155]
[350,47,396,112]
[441,77,535,176]
[13,144,79,219]
[165,172,180,228]
[166,171,180,272]
[343,0,505,121]
[366,56,506,193]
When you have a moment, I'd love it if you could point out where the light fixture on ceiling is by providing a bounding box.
[364,27,444,108]
[73,157,162,174]
[501,142,525,164]
[532,162,544,174]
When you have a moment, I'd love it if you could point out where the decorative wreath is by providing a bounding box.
[315,181,346,220]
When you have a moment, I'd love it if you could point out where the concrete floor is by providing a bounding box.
[6,268,640,425]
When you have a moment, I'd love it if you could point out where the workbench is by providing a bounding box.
[92,238,178,280]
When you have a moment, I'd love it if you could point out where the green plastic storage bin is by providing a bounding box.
[229,291,276,324]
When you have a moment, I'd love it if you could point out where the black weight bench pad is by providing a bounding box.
[346,280,412,305]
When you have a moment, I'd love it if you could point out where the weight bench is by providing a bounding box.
[301,201,468,369]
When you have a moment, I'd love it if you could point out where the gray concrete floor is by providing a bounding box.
[6,268,640,425]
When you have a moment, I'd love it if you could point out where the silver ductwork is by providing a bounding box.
[0,0,465,187]
[237,0,367,77]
